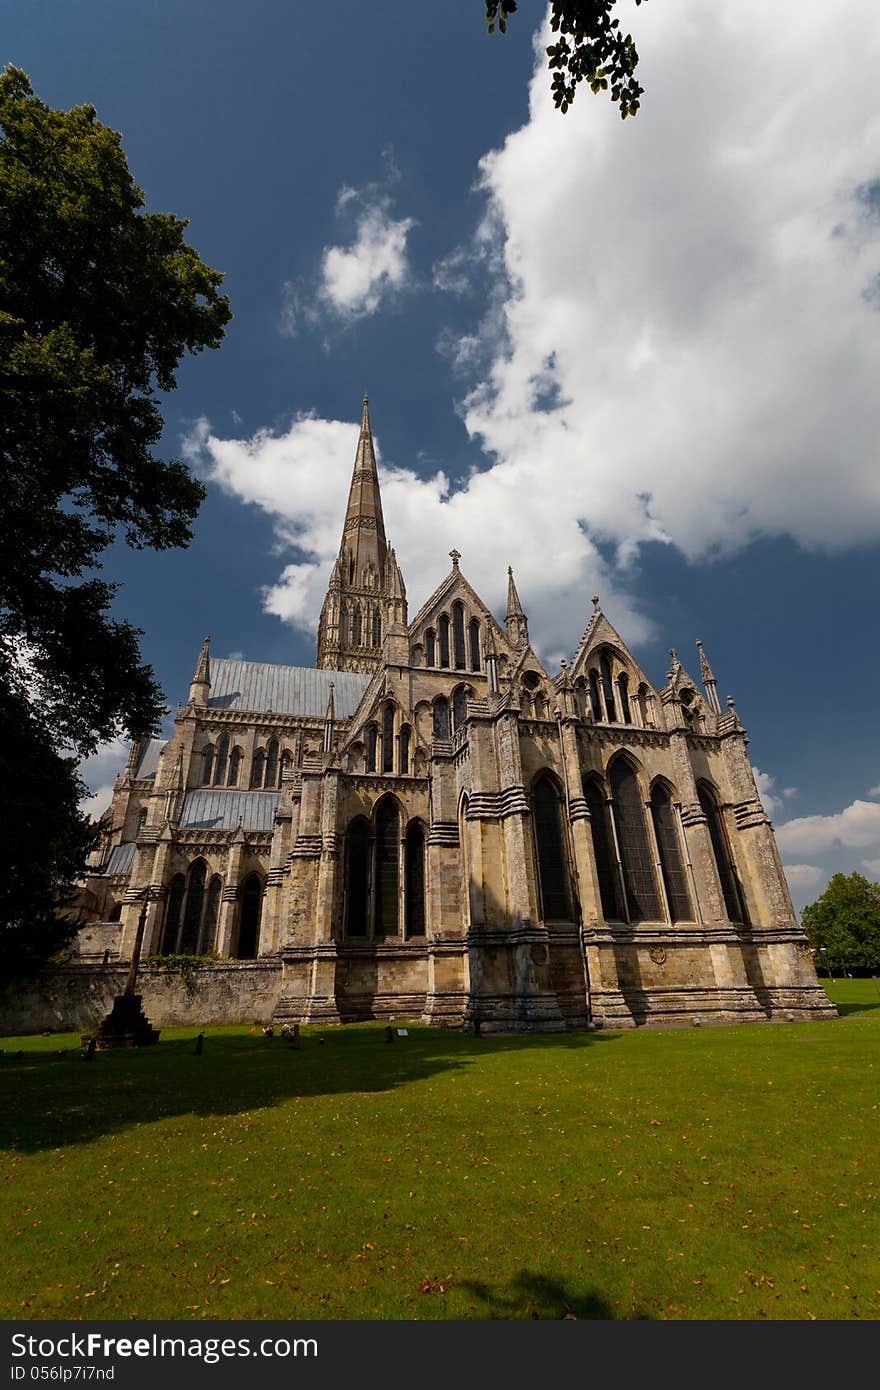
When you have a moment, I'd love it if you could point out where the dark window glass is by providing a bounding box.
[180,859,207,953]
[250,750,265,789]
[238,874,262,958]
[366,725,377,772]
[162,875,186,954]
[469,619,481,671]
[600,655,617,723]
[382,704,395,773]
[610,760,661,922]
[453,603,466,668]
[228,746,242,786]
[202,746,214,785]
[375,800,400,935]
[405,822,426,936]
[265,739,279,788]
[618,672,631,725]
[583,781,621,920]
[426,629,436,666]
[433,698,450,739]
[589,669,602,721]
[351,607,362,645]
[533,777,574,921]
[438,613,450,668]
[345,821,370,936]
[698,786,748,923]
[214,734,229,786]
[372,609,381,646]
[399,727,410,776]
[650,785,692,922]
[200,875,222,953]
[452,686,467,731]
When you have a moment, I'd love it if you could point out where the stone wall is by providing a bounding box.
[0,961,283,1037]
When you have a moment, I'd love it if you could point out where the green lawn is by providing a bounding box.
[1,980,878,1320]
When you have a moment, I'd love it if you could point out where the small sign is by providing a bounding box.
[396,1028,409,1037]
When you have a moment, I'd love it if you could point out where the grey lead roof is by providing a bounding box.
[207,660,370,718]
[180,789,282,832]
[134,738,166,780]
[105,842,136,876]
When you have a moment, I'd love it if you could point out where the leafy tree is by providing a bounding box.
[0,67,231,947]
[485,1,647,118]
[801,872,880,976]
[0,65,231,758]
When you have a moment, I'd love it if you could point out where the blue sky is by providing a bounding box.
[7,1,880,908]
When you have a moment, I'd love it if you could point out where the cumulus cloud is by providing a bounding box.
[869,786,880,797]
[775,799,880,856]
[78,736,129,821]
[862,859,880,876]
[783,864,824,893]
[441,0,880,562]
[183,411,651,654]
[317,195,416,320]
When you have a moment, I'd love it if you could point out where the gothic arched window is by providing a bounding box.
[366,724,378,773]
[650,784,692,922]
[399,726,410,776]
[250,748,265,789]
[382,703,395,774]
[600,655,618,723]
[452,602,466,669]
[589,669,603,721]
[610,758,661,922]
[351,607,362,646]
[469,618,481,671]
[372,608,381,647]
[698,784,748,923]
[583,779,622,921]
[438,613,450,668]
[637,683,650,727]
[179,858,207,954]
[533,776,574,922]
[202,745,214,786]
[375,799,400,936]
[228,746,242,786]
[213,734,229,787]
[237,874,263,959]
[433,697,450,739]
[200,875,223,954]
[452,685,468,731]
[265,738,279,788]
[617,672,632,725]
[345,819,370,937]
[161,874,186,954]
[405,821,426,937]
[425,628,436,666]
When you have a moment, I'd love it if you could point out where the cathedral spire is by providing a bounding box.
[340,394,387,581]
[697,639,722,714]
[505,567,529,649]
[188,635,211,705]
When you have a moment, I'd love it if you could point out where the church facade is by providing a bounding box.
[80,398,834,1030]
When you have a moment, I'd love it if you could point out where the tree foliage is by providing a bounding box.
[801,872,880,975]
[485,1,646,118]
[0,66,231,759]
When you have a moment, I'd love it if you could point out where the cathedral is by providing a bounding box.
[80,397,834,1030]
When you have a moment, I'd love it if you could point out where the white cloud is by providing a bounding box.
[752,766,794,819]
[783,863,824,892]
[862,859,880,876]
[318,197,416,320]
[869,785,880,797]
[775,799,880,856]
[77,736,129,821]
[444,0,880,562]
[184,410,652,654]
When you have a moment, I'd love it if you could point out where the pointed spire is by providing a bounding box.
[341,392,387,570]
[188,635,211,705]
[505,567,529,649]
[483,612,500,694]
[696,639,722,714]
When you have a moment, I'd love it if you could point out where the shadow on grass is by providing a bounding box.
[458,1269,649,1320]
[834,1000,880,1015]
[0,1025,618,1154]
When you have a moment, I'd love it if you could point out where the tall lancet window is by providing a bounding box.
[452,602,466,669]
[650,784,692,922]
[372,608,381,647]
[433,698,450,739]
[213,734,229,787]
[405,821,426,937]
[438,613,450,668]
[617,672,632,725]
[382,703,395,773]
[469,618,481,671]
[589,669,603,721]
[351,606,362,646]
[600,655,618,723]
[425,629,436,666]
[698,784,748,923]
[532,776,575,922]
[610,758,661,922]
[375,799,400,935]
[265,738,279,788]
[583,779,621,921]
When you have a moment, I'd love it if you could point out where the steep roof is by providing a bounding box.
[180,789,282,832]
[207,661,370,717]
[134,738,166,780]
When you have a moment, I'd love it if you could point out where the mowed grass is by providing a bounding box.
[1,980,878,1321]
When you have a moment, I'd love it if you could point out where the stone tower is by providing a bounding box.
[316,395,406,674]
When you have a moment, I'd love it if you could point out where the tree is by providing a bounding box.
[801,872,880,976]
[0,67,231,944]
[485,1,647,118]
